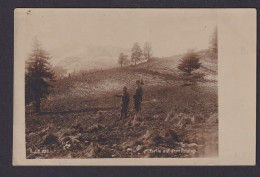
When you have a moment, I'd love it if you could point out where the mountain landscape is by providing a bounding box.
[49,44,131,75]
[25,49,218,158]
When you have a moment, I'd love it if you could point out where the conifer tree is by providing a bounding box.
[25,38,55,113]
[209,26,218,59]
[178,49,201,75]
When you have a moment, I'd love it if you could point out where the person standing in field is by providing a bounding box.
[133,80,143,119]
[114,86,130,120]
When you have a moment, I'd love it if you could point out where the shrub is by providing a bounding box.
[178,50,205,85]
[178,49,201,75]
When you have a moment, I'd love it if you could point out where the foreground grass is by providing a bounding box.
[26,62,218,158]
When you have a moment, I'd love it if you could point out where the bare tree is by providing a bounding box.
[123,55,130,66]
[131,43,142,65]
[143,42,152,61]
[118,53,128,68]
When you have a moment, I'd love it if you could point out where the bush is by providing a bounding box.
[178,50,205,85]
[178,49,201,75]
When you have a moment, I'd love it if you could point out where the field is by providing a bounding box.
[25,54,218,158]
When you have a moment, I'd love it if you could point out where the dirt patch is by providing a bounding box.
[42,133,59,145]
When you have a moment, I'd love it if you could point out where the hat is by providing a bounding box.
[136,80,144,85]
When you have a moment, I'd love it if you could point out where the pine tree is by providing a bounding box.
[25,38,55,113]
[209,26,218,59]
[131,43,142,65]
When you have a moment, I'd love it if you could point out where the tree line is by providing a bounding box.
[118,42,152,67]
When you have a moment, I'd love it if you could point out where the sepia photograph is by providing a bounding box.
[13,9,255,165]
[21,9,218,159]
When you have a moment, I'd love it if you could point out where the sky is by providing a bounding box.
[15,9,218,60]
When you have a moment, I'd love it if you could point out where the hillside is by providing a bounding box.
[26,52,218,159]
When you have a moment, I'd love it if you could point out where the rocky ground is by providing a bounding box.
[26,55,218,159]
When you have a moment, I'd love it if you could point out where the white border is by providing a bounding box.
[13,8,256,166]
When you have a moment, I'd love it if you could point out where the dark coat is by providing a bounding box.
[115,92,130,107]
[133,86,143,103]
[121,92,130,106]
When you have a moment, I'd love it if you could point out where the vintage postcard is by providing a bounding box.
[13,9,256,165]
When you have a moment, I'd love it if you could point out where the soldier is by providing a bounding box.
[114,86,130,120]
[133,80,143,119]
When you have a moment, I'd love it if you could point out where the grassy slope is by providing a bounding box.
[26,54,218,158]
